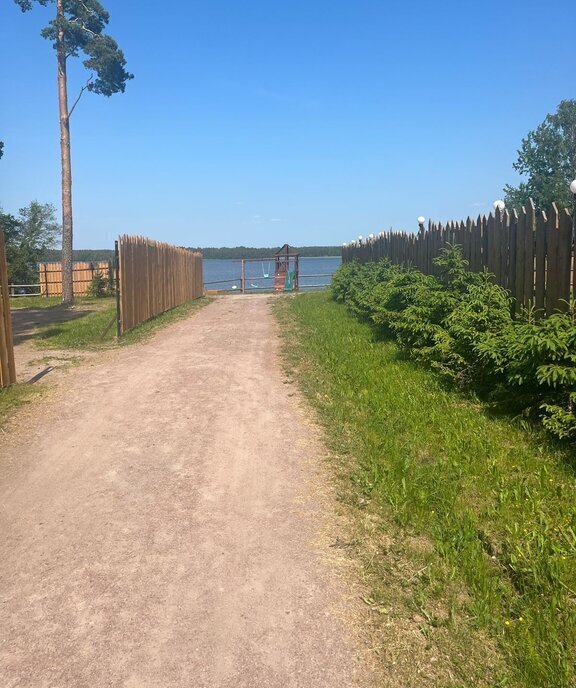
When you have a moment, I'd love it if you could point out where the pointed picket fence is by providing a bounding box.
[118,235,203,335]
[38,261,114,297]
[343,200,575,314]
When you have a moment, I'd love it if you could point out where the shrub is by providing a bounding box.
[87,270,110,298]
[330,246,576,441]
[501,305,576,438]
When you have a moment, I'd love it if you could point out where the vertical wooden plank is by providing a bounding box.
[545,205,559,316]
[514,207,527,312]
[494,208,503,284]
[534,210,547,314]
[508,210,518,301]
[479,215,487,273]
[556,207,572,311]
[499,210,510,291]
[461,218,468,265]
[461,220,469,265]
[0,280,10,386]
[523,199,536,309]
[486,212,496,277]
[119,236,126,334]
[0,231,16,385]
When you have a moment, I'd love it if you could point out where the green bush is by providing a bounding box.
[331,246,576,441]
[87,270,110,298]
[499,306,576,438]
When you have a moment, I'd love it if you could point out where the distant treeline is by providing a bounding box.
[41,249,115,262]
[186,246,341,259]
[41,245,341,262]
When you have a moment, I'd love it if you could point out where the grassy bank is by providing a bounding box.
[9,296,62,310]
[35,297,211,349]
[275,291,576,688]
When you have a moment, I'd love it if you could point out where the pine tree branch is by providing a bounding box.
[68,76,93,118]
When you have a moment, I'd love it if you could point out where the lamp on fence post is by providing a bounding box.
[570,179,576,245]
[417,216,426,232]
[493,199,505,212]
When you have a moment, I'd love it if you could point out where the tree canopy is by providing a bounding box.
[1,202,61,285]
[14,0,133,98]
[504,99,576,211]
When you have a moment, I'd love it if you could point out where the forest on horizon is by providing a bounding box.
[40,245,341,262]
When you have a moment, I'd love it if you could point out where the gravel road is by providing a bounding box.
[0,295,370,688]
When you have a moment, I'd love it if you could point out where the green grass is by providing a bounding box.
[35,297,211,350]
[275,291,576,688]
[0,384,46,426]
[10,296,63,309]
[10,295,118,310]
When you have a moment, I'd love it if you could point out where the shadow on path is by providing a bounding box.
[11,307,95,346]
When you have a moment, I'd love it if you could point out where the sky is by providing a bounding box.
[0,0,574,249]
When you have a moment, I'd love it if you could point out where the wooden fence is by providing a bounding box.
[118,235,203,334]
[39,261,113,297]
[0,232,16,387]
[343,199,576,315]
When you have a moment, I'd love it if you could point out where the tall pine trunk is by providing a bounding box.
[57,0,73,304]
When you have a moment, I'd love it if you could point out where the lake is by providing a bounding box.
[203,256,341,292]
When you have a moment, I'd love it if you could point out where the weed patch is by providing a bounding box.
[0,385,45,426]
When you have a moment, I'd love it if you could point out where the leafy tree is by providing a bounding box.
[13,0,133,303]
[0,202,61,285]
[504,99,576,211]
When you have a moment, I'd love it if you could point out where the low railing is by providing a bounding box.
[203,272,335,293]
[8,284,42,297]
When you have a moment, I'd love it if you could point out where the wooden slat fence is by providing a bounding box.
[343,199,576,314]
[118,235,203,334]
[39,261,113,297]
[0,231,16,387]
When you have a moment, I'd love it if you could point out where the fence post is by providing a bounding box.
[115,240,121,338]
[0,231,16,387]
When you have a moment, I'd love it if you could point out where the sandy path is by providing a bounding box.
[0,296,369,688]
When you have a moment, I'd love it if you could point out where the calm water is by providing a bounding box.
[203,256,341,291]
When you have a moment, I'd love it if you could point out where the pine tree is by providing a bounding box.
[14,0,133,303]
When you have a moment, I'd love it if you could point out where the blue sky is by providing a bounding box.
[1,0,574,249]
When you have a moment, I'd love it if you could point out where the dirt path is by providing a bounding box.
[0,296,371,688]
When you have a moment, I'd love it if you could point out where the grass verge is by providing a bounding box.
[10,296,63,310]
[35,297,211,350]
[0,385,46,426]
[274,291,576,688]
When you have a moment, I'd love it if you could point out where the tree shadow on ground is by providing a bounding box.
[11,307,95,345]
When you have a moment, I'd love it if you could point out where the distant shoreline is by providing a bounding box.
[40,246,342,262]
